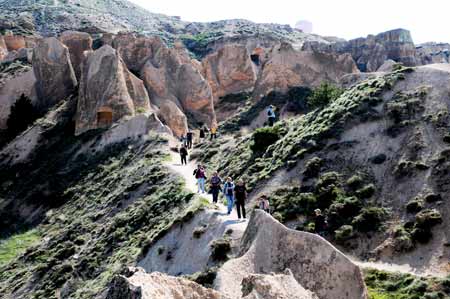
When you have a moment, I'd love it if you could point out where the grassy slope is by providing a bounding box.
[0,229,40,268]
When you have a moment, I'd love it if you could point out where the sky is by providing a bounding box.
[129,0,450,44]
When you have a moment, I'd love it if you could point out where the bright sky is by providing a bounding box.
[129,0,450,44]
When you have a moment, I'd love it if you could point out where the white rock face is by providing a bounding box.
[215,210,368,299]
[241,269,318,299]
[106,268,227,299]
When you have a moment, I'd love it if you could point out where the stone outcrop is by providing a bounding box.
[416,42,450,65]
[253,43,358,100]
[106,268,226,299]
[304,29,417,72]
[202,44,257,102]
[241,270,318,299]
[59,31,93,80]
[112,33,164,73]
[141,41,216,135]
[32,37,77,110]
[75,45,153,135]
[215,210,368,299]
[3,33,26,51]
[376,59,398,72]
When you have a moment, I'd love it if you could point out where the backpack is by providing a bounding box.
[211,176,221,186]
[267,109,272,116]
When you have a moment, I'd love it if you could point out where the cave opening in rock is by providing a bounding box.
[97,106,113,127]
[250,54,260,65]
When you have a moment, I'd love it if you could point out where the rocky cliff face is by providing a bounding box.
[304,29,419,72]
[32,37,77,110]
[75,45,153,135]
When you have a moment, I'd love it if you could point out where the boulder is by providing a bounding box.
[141,43,216,133]
[106,268,227,299]
[158,100,188,137]
[75,45,153,135]
[32,37,77,110]
[59,31,93,80]
[3,34,25,51]
[112,33,164,73]
[253,43,358,100]
[241,270,318,299]
[202,44,257,102]
[215,210,368,299]
[377,59,398,72]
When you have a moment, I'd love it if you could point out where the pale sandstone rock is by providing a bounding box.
[215,210,368,299]
[141,42,216,133]
[106,268,227,299]
[75,45,152,135]
[377,59,398,72]
[202,44,257,102]
[241,269,318,299]
[3,34,25,51]
[113,33,164,72]
[59,31,93,80]
[32,37,77,110]
[158,100,188,137]
[253,43,358,100]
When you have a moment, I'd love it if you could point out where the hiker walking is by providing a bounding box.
[234,179,247,220]
[223,177,235,215]
[314,209,327,235]
[209,171,222,204]
[199,127,206,140]
[186,130,193,149]
[179,144,188,165]
[180,134,187,147]
[210,126,217,140]
[267,105,276,126]
[193,164,207,193]
[258,195,270,213]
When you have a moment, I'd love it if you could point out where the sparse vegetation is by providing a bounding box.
[364,268,450,299]
[307,82,344,108]
[210,238,231,262]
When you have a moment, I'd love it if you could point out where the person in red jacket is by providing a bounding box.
[193,164,206,193]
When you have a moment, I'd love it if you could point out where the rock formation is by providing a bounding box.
[112,33,164,73]
[241,270,318,299]
[75,45,153,135]
[141,41,216,134]
[106,268,226,299]
[202,44,257,102]
[253,43,358,100]
[304,29,418,72]
[32,37,77,110]
[3,33,26,51]
[59,30,93,80]
[215,210,368,299]
[416,42,450,64]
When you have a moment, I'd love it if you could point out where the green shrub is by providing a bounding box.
[352,207,388,232]
[406,198,424,213]
[424,193,441,203]
[210,238,231,262]
[327,196,362,230]
[250,126,281,153]
[193,226,207,239]
[302,157,323,179]
[415,209,442,228]
[307,82,344,108]
[346,175,363,190]
[356,184,376,199]
[392,225,414,252]
[335,225,355,243]
[411,227,433,244]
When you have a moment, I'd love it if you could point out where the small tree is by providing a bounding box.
[307,82,344,108]
[6,94,37,139]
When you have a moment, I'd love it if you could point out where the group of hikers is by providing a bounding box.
[178,125,218,165]
[193,164,271,220]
